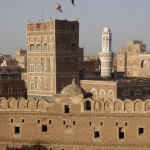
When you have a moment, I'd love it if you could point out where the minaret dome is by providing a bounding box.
[103,26,111,33]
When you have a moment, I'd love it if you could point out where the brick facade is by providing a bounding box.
[115,40,150,77]
[27,19,83,99]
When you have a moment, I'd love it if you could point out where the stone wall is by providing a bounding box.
[0,96,150,149]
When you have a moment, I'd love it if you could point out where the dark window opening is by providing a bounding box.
[42,125,47,132]
[49,120,51,124]
[100,122,103,126]
[18,88,21,93]
[116,122,118,126]
[64,105,70,113]
[118,127,125,139]
[14,126,20,134]
[94,131,100,138]
[84,101,91,110]
[22,119,24,123]
[125,122,128,126]
[73,121,76,125]
[138,127,144,135]
[37,120,40,124]
[11,119,13,123]
[63,120,66,125]
[89,122,92,126]
[50,148,53,150]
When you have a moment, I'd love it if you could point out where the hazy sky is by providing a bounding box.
[0,0,150,57]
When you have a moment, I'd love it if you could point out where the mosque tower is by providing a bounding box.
[99,26,113,78]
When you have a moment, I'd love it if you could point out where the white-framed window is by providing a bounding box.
[30,64,35,72]
[37,82,41,90]
[37,44,41,51]
[100,89,106,96]
[108,90,114,97]
[43,44,48,51]
[30,44,34,51]
[91,88,97,94]
[36,64,41,72]
[31,82,35,90]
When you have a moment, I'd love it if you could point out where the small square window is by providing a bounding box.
[42,125,47,132]
[37,120,40,124]
[94,131,100,138]
[138,127,144,135]
[14,126,20,134]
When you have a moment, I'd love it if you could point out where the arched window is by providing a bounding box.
[36,59,41,72]
[84,100,91,110]
[141,60,147,68]
[100,89,106,96]
[91,88,97,94]
[37,82,41,90]
[30,82,35,90]
[108,90,114,97]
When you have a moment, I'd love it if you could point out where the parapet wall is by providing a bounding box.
[0,97,150,113]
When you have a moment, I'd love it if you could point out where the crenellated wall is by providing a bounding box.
[1,96,150,113]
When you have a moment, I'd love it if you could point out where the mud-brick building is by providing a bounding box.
[81,78,150,101]
[0,66,27,99]
[27,19,83,99]
[1,80,150,150]
[115,40,150,78]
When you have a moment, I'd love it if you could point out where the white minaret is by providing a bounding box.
[99,26,113,78]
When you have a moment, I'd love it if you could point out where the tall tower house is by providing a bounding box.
[27,19,82,99]
[99,26,113,78]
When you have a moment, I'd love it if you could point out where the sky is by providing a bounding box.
[0,0,150,57]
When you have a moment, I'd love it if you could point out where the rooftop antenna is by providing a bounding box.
[42,9,44,22]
